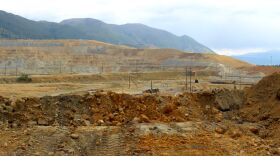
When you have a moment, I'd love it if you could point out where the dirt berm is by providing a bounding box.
[0,91,229,128]
[239,72,280,144]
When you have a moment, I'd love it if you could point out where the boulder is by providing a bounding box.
[140,114,150,123]
[37,118,49,126]
[70,133,79,139]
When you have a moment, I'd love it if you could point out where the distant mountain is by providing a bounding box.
[0,10,214,53]
[60,18,213,53]
[0,11,86,39]
[233,50,280,65]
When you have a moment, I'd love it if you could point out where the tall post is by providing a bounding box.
[151,80,153,90]
[190,67,192,93]
[16,64,18,76]
[129,74,131,89]
[239,73,242,90]
[185,67,188,91]
[59,61,62,74]
[135,60,137,73]
[101,62,104,73]
[4,63,7,76]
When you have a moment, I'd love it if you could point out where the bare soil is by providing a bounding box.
[0,72,280,155]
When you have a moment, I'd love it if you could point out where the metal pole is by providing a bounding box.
[59,61,62,74]
[239,74,242,90]
[101,62,104,73]
[135,60,137,72]
[129,74,131,89]
[190,67,192,93]
[16,64,18,76]
[151,80,153,90]
[4,63,7,76]
[185,67,188,91]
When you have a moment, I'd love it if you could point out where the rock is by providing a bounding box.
[128,127,135,133]
[277,89,280,100]
[108,113,114,120]
[116,122,122,126]
[84,120,91,126]
[149,126,158,131]
[97,119,104,126]
[48,152,54,156]
[249,126,259,134]
[216,102,230,111]
[270,148,279,155]
[11,122,18,128]
[140,114,150,123]
[70,133,79,139]
[4,105,14,112]
[37,118,49,126]
[67,148,75,153]
[215,113,223,122]
[54,151,65,156]
[215,126,227,134]
[132,117,140,124]
[229,129,242,138]
[28,121,37,126]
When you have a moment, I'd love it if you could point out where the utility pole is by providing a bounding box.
[128,74,131,89]
[135,60,138,73]
[239,71,242,90]
[16,64,18,76]
[189,67,192,93]
[101,62,104,73]
[4,63,7,76]
[59,61,62,74]
[185,67,188,91]
[151,80,153,90]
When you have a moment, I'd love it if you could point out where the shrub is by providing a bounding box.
[16,74,32,83]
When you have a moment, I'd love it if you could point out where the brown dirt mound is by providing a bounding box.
[241,72,280,121]
[0,91,225,128]
[239,72,280,143]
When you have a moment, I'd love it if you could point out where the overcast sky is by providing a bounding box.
[0,0,279,55]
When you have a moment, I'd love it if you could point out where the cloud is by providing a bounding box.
[0,0,280,54]
[215,48,268,56]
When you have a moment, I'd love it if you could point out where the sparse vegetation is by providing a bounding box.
[16,74,32,83]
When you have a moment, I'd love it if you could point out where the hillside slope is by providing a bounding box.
[0,10,213,53]
[61,18,213,53]
[0,39,249,75]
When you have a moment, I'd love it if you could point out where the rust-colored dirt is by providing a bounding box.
[1,72,280,155]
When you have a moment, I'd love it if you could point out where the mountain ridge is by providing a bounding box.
[233,50,280,65]
[0,10,214,53]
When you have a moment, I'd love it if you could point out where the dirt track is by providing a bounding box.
[0,73,280,155]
